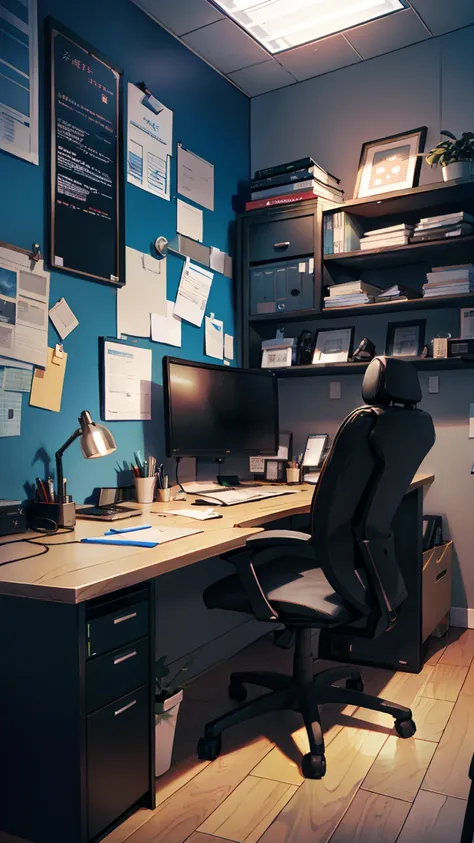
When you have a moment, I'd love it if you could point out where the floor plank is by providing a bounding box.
[396,790,466,842]
[187,835,235,843]
[438,629,474,667]
[408,697,454,742]
[123,736,274,843]
[257,727,387,843]
[363,664,433,709]
[423,664,468,702]
[422,694,474,799]
[198,774,298,843]
[361,736,436,802]
[460,660,474,696]
[328,790,410,843]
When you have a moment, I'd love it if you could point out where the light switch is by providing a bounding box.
[329,381,341,400]
[428,376,439,394]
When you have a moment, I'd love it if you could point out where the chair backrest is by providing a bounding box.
[311,356,435,636]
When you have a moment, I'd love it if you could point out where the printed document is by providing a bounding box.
[0,0,39,164]
[177,198,203,242]
[3,364,33,392]
[127,83,173,201]
[177,144,214,211]
[0,389,22,436]
[103,340,152,421]
[118,247,167,338]
[174,259,213,327]
[0,246,49,367]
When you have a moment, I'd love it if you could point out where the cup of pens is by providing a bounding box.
[132,453,158,504]
[155,463,170,502]
[286,461,300,485]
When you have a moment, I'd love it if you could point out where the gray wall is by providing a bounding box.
[252,25,474,612]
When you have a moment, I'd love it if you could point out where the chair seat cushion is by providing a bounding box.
[203,559,356,626]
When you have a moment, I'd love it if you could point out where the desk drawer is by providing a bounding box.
[86,588,149,658]
[87,685,150,839]
[86,637,149,714]
[249,214,314,263]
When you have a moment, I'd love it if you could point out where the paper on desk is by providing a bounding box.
[177,198,203,243]
[224,334,234,360]
[3,364,33,392]
[118,247,167,338]
[0,389,22,436]
[177,144,214,211]
[167,508,220,521]
[174,259,213,327]
[183,481,222,493]
[127,83,173,201]
[151,300,182,347]
[81,526,202,547]
[49,298,79,339]
[205,315,224,360]
[29,347,67,413]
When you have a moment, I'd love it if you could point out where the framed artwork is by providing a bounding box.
[385,320,426,358]
[354,127,427,199]
[312,327,354,364]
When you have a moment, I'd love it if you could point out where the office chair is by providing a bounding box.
[461,753,474,843]
[197,356,435,779]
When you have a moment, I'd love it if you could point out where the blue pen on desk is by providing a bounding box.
[105,524,152,535]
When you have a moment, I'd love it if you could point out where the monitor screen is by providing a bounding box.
[163,357,279,457]
[303,434,328,468]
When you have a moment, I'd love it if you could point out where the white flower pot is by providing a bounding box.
[442,161,472,182]
[155,689,183,777]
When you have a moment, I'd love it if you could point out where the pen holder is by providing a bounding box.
[286,467,300,485]
[134,477,156,504]
[156,488,171,503]
[29,501,76,528]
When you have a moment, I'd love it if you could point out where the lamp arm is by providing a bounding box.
[55,428,81,504]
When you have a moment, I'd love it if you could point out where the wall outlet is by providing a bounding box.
[428,376,439,394]
[329,381,341,400]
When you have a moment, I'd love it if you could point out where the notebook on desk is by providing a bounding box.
[194,487,300,507]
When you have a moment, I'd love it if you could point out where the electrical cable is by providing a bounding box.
[175,456,186,495]
[0,520,81,567]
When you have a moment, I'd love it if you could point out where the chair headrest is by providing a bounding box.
[362,356,422,407]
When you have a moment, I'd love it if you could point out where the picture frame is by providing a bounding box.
[354,127,427,199]
[385,320,426,359]
[312,327,354,365]
[264,459,286,482]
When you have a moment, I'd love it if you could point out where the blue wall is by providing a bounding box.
[0,0,249,503]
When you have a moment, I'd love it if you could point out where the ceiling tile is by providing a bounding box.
[277,34,361,81]
[133,0,224,37]
[345,8,430,59]
[228,60,296,96]
[409,0,474,35]
[182,17,271,73]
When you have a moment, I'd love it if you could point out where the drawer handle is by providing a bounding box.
[114,611,137,625]
[114,699,137,717]
[274,241,290,248]
[114,650,137,666]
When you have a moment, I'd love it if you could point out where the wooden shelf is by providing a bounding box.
[275,358,474,378]
[248,293,474,324]
[328,177,474,220]
[323,233,474,272]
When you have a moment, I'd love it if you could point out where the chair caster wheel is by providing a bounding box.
[197,734,222,761]
[346,677,364,693]
[228,681,247,702]
[394,718,416,739]
[302,753,326,779]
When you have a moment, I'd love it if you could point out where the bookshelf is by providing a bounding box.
[274,358,474,379]
[239,177,474,369]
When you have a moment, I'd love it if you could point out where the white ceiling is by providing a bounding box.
[133,0,474,97]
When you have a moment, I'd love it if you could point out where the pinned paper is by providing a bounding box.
[224,334,234,360]
[210,247,233,278]
[118,247,167,337]
[205,315,224,360]
[49,298,79,339]
[3,365,33,392]
[174,259,213,327]
[0,389,21,436]
[151,300,182,347]
[177,198,203,243]
[29,346,68,413]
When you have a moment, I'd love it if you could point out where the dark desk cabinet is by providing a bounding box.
[0,583,155,843]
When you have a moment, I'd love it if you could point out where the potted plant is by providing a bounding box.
[425,130,474,182]
[154,655,192,777]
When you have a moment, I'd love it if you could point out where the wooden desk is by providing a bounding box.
[0,472,434,843]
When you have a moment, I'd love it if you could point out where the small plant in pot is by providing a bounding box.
[154,655,193,777]
[425,130,474,182]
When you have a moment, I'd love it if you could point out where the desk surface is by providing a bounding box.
[0,474,433,604]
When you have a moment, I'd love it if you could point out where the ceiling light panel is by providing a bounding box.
[211,0,407,53]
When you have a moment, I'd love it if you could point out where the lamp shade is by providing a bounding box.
[78,410,116,459]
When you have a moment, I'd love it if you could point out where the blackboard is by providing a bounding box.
[48,20,124,286]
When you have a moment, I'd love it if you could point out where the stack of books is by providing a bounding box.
[360,224,413,250]
[375,284,422,303]
[246,157,343,211]
[412,212,474,242]
[423,264,474,298]
[324,212,363,254]
[324,280,382,309]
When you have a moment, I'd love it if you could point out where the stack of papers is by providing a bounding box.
[80,525,202,547]
[195,487,299,507]
[167,508,221,521]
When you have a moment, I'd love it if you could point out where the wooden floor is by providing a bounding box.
[104,628,474,843]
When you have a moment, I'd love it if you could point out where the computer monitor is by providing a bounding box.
[163,357,279,457]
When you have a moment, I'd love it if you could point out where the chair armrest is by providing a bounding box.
[246,530,312,548]
[231,552,280,623]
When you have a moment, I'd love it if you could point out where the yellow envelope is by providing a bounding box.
[30,347,68,413]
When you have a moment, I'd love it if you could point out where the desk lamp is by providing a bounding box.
[56,411,116,505]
